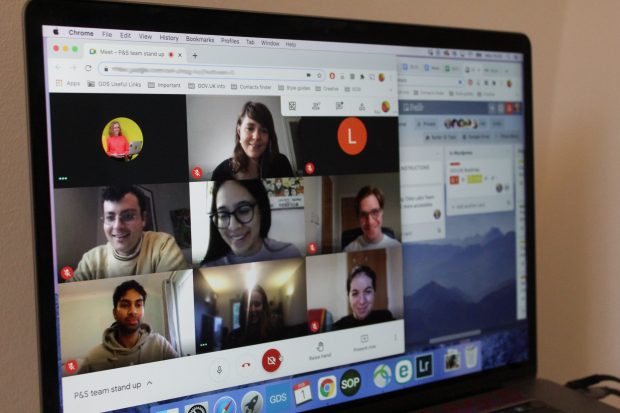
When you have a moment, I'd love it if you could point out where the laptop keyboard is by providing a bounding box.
[493,400,566,413]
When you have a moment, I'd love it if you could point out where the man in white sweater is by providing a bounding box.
[71,185,188,281]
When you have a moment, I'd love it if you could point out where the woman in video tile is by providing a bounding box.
[224,284,282,348]
[334,265,393,330]
[211,101,293,180]
[201,179,301,267]
[105,121,129,159]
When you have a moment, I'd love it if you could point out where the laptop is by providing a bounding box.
[129,140,143,156]
[23,0,618,412]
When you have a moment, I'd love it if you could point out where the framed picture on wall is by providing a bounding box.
[170,208,191,248]
[263,178,304,209]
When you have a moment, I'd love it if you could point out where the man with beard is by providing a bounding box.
[78,280,178,373]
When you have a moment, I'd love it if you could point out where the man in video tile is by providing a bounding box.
[344,186,400,252]
[224,284,283,348]
[201,179,301,267]
[72,185,188,281]
[78,280,178,373]
[334,265,393,330]
[211,101,293,180]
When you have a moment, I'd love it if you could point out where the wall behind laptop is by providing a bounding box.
[2,0,620,410]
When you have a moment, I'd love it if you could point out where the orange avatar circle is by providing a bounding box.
[337,117,367,156]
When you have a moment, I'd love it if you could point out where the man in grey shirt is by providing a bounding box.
[78,279,178,373]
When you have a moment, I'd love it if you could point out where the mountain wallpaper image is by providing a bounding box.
[403,212,518,346]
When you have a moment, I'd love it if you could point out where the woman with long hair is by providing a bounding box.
[105,121,129,159]
[201,179,301,267]
[224,285,281,348]
[211,101,294,180]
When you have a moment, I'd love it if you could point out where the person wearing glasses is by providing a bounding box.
[211,101,294,180]
[344,186,400,252]
[201,179,301,267]
[71,185,189,281]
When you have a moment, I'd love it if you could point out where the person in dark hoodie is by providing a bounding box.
[78,279,178,373]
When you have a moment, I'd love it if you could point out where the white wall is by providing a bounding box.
[306,253,349,320]
[269,207,305,254]
[303,176,323,251]
[536,2,620,400]
[190,182,211,263]
[6,0,620,410]
[172,269,197,356]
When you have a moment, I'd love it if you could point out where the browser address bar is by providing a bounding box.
[398,74,464,88]
[98,62,325,81]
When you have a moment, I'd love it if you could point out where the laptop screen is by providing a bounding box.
[26,3,532,412]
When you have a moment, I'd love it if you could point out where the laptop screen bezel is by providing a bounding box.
[24,0,535,411]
